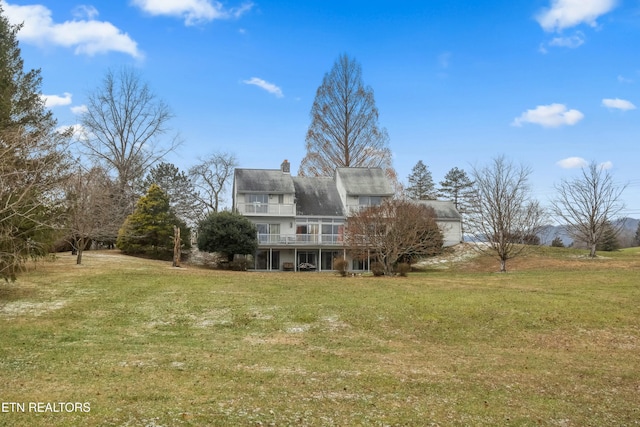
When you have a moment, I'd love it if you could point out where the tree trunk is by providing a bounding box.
[500,258,507,272]
[76,237,84,265]
[172,226,181,267]
[589,243,597,258]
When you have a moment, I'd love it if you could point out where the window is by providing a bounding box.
[257,223,280,243]
[297,252,317,270]
[359,196,382,206]
[296,222,319,243]
[255,250,280,270]
[352,257,369,271]
[321,223,344,243]
[321,251,340,270]
[245,194,268,213]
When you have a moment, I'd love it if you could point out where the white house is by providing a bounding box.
[232,160,462,271]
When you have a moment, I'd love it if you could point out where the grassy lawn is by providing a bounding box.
[1,247,639,426]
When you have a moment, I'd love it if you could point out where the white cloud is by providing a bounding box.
[536,0,618,32]
[41,92,72,108]
[72,5,99,20]
[557,157,613,170]
[71,105,89,115]
[512,103,584,128]
[617,75,634,84]
[2,2,142,58]
[548,32,585,48]
[602,98,636,111]
[599,161,613,170]
[131,0,253,26]
[243,77,284,98]
[557,157,588,169]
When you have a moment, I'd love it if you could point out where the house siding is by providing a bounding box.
[232,165,462,271]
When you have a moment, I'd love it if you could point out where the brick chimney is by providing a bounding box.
[281,159,290,173]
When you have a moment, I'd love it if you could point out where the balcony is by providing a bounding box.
[236,202,295,216]
[257,233,345,246]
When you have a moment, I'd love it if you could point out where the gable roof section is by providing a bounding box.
[234,169,295,193]
[293,177,344,216]
[336,168,394,196]
[415,200,462,221]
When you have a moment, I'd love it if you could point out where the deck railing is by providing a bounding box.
[257,233,344,246]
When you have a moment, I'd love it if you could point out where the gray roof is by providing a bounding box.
[415,200,462,220]
[336,168,394,196]
[293,177,344,216]
[234,169,295,193]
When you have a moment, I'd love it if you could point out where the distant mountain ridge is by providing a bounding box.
[540,217,639,247]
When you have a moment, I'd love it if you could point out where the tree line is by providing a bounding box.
[1,6,631,280]
[0,7,238,278]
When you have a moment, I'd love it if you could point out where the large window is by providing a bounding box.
[255,250,280,270]
[321,251,340,270]
[296,223,319,243]
[297,252,317,270]
[321,224,344,244]
[257,223,280,243]
[245,194,268,213]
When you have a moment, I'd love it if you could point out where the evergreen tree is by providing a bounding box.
[405,160,436,200]
[596,221,620,252]
[1,6,71,280]
[550,236,565,248]
[117,184,189,257]
[438,167,474,212]
[197,211,257,262]
[139,162,200,225]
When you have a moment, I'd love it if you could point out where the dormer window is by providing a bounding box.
[359,196,382,206]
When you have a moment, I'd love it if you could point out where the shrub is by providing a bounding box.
[334,258,348,277]
[396,262,411,277]
[371,262,385,276]
[551,236,565,248]
[229,258,249,271]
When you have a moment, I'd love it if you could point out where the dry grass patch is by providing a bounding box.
[1,249,639,426]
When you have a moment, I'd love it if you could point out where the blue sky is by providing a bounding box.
[3,0,639,216]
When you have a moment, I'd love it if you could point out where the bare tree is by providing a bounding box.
[64,165,114,264]
[1,8,72,280]
[79,67,180,217]
[189,152,238,215]
[551,162,626,258]
[345,199,443,275]
[299,54,394,177]
[468,156,546,272]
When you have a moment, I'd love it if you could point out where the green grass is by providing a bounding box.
[1,247,639,426]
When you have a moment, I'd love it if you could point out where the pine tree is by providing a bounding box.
[139,162,200,225]
[117,184,189,257]
[550,236,565,248]
[405,160,436,200]
[1,6,71,280]
[596,221,620,252]
[438,167,474,211]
